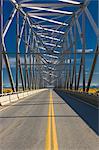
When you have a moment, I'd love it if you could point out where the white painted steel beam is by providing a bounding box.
[18,16,26,47]
[43,42,61,48]
[20,2,70,7]
[21,4,73,15]
[3,8,17,38]
[39,35,60,41]
[28,14,68,26]
[32,25,65,34]
[59,0,81,5]
[44,54,58,59]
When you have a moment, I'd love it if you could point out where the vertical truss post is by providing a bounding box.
[82,10,86,92]
[24,21,27,90]
[67,32,72,89]
[30,29,33,90]
[77,59,82,90]
[43,79,44,88]
[34,38,36,89]
[64,36,68,89]
[19,59,25,91]
[76,11,86,91]
[0,0,3,94]
[16,11,25,91]
[71,18,76,90]
[66,34,69,90]
[66,60,69,89]
[35,40,37,89]
[34,39,36,89]
[38,54,41,89]
[76,18,83,90]
[24,21,30,90]
[3,45,16,92]
[65,51,68,89]
[69,31,73,90]
[74,20,77,90]
[57,78,58,88]
[32,34,35,89]
[86,46,98,92]
[69,54,72,89]
[35,66,37,89]
[29,31,31,90]
[26,27,32,90]
[36,39,39,89]
[16,9,19,92]
[31,32,34,89]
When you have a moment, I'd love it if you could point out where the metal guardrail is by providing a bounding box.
[0,90,37,97]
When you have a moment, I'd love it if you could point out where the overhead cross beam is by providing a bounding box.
[59,0,81,5]
[1,0,98,93]
[32,25,65,34]
[21,4,73,15]
[28,14,68,26]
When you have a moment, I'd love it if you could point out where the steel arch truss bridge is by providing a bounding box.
[0,0,99,94]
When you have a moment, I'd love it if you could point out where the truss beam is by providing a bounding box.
[21,4,73,15]
[28,14,68,26]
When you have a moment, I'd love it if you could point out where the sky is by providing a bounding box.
[2,0,99,88]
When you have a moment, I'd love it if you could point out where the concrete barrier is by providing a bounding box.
[18,93,24,99]
[10,94,18,102]
[0,95,10,106]
[23,92,28,97]
[27,91,30,95]
[0,89,48,106]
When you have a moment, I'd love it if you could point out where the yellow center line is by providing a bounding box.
[45,90,58,150]
[45,91,51,150]
[51,92,58,150]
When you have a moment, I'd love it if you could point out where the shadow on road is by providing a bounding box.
[54,90,99,135]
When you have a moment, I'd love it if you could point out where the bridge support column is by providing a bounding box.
[82,10,86,92]
[16,10,19,92]
[0,0,3,94]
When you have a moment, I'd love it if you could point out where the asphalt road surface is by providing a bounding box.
[0,89,99,150]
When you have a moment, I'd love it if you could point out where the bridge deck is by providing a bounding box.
[0,90,98,150]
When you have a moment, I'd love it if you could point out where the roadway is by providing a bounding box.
[0,89,99,150]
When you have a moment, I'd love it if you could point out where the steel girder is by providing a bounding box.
[0,0,98,93]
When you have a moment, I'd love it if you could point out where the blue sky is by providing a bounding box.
[2,0,99,88]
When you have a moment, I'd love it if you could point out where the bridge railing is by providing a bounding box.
[0,89,47,106]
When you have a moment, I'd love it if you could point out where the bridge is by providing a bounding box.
[0,0,99,149]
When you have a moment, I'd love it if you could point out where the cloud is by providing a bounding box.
[93,72,99,75]
[77,49,93,53]
[3,56,31,68]
[79,83,99,87]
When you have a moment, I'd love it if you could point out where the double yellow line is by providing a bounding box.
[45,90,58,150]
